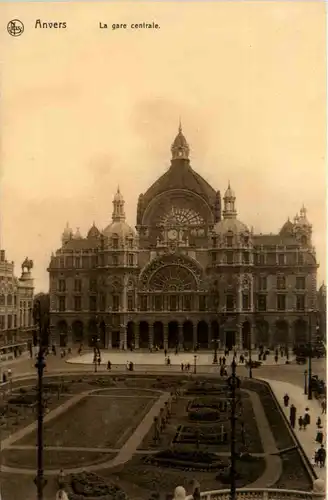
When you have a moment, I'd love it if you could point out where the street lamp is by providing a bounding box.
[248,340,253,379]
[213,338,218,364]
[32,299,47,500]
[194,355,197,374]
[227,356,240,500]
[304,369,308,395]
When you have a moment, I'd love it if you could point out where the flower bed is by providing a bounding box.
[66,472,128,500]
[188,408,222,422]
[144,448,229,471]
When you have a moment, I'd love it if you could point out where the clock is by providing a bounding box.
[168,229,178,240]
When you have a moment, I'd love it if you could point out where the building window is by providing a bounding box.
[14,315,17,328]
[277,275,286,290]
[127,295,134,311]
[112,254,118,266]
[74,296,82,311]
[7,315,12,329]
[212,237,217,247]
[169,295,177,311]
[298,253,304,265]
[75,257,81,268]
[14,295,17,307]
[112,295,120,311]
[226,295,234,311]
[89,296,97,312]
[89,279,97,293]
[259,276,267,291]
[226,251,233,264]
[296,295,305,311]
[112,237,118,249]
[242,293,250,311]
[258,253,265,265]
[91,256,97,268]
[199,295,206,311]
[278,254,285,266]
[128,254,134,266]
[0,316,4,329]
[226,235,233,247]
[154,295,162,311]
[99,294,106,311]
[74,279,82,292]
[258,294,267,312]
[212,252,217,264]
[128,239,133,249]
[277,294,286,311]
[7,294,12,306]
[243,252,250,264]
[58,280,66,292]
[59,257,65,268]
[183,295,192,311]
[0,295,4,306]
[296,276,305,290]
[59,297,66,312]
[140,295,148,311]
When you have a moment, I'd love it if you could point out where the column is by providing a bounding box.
[178,323,183,349]
[251,322,256,349]
[106,324,112,349]
[193,324,197,350]
[237,323,243,350]
[149,324,154,350]
[164,324,168,350]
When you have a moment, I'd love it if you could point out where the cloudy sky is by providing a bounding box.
[0,1,326,292]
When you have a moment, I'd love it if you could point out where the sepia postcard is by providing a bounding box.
[0,1,326,500]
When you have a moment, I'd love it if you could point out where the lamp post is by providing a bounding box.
[32,299,47,500]
[248,340,253,379]
[213,338,218,364]
[307,310,313,400]
[227,355,240,500]
[304,369,308,395]
[194,355,197,374]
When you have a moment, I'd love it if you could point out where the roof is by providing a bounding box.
[253,234,298,246]
[213,218,248,235]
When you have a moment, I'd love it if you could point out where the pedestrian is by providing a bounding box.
[57,469,65,488]
[283,394,290,407]
[2,372,7,383]
[304,408,310,427]
[126,360,129,370]
[181,363,184,372]
[222,356,226,365]
[314,450,319,466]
[289,404,296,429]
[316,417,322,429]
[187,363,190,372]
[219,356,222,365]
[321,399,326,414]
[167,356,171,365]
[107,360,111,371]
[317,445,326,467]
[316,430,324,445]
[164,348,167,357]
[97,355,101,366]
[298,416,304,430]
[274,354,278,364]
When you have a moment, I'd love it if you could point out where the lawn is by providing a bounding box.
[17,395,157,448]
[2,449,116,469]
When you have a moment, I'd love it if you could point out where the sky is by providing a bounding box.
[0,1,326,292]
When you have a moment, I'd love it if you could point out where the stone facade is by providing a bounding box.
[48,126,318,350]
[0,251,34,347]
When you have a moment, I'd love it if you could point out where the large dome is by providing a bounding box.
[103,220,135,239]
[213,218,248,235]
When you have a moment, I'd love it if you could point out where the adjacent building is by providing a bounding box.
[0,250,34,351]
[48,126,319,350]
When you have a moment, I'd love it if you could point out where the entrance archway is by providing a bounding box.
[57,320,68,347]
[112,331,120,349]
[127,322,135,349]
[88,319,98,347]
[168,321,179,349]
[293,319,308,346]
[139,321,149,348]
[256,320,269,347]
[98,321,106,348]
[197,321,209,349]
[72,320,84,344]
[183,321,193,349]
[242,321,251,350]
[225,331,236,350]
[275,320,289,346]
[211,321,219,341]
[153,322,164,348]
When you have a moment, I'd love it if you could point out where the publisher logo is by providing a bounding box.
[7,19,24,37]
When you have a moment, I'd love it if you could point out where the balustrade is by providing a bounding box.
[200,488,325,500]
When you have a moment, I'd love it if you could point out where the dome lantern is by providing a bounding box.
[171,121,190,161]
[112,186,126,222]
[222,182,237,219]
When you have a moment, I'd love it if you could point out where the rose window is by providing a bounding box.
[157,206,204,226]
[148,265,197,292]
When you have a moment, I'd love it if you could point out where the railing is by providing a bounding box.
[200,488,325,500]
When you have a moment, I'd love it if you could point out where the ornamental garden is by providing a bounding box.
[1,374,314,500]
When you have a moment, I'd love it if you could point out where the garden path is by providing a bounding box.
[243,389,282,488]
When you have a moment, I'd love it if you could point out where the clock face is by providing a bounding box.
[168,229,178,240]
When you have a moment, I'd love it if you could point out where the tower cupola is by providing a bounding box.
[171,121,190,161]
